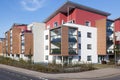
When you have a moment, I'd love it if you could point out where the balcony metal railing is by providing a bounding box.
[51,48,61,54]
[69,48,77,55]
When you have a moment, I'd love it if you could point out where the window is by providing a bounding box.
[85,21,91,26]
[45,55,48,60]
[87,56,92,61]
[45,45,48,50]
[16,54,20,57]
[78,31,81,37]
[62,20,65,24]
[12,54,14,57]
[87,44,92,49]
[21,43,25,46]
[78,43,81,49]
[68,20,75,23]
[54,22,58,27]
[78,56,81,61]
[87,32,92,38]
[45,35,48,40]
[8,54,10,56]
[72,20,75,23]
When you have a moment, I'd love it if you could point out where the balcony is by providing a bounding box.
[69,37,77,43]
[51,38,61,43]
[51,48,61,54]
[69,48,77,55]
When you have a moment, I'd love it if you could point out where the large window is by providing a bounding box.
[69,28,78,54]
[50,28,61,54]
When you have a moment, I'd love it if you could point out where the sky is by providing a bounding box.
[0,0,120,37]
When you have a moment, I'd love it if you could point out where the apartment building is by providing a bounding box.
[27,1,110,64]
[43,1,111,64]
[2,1,115,64]
[28,22,45,63]
[0,38,5,56]
[114,18,120,62]
[4,24,33,61]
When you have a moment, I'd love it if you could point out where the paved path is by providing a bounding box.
[0,64,120,80]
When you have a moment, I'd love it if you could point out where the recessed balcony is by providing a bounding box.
[51,48,61,54]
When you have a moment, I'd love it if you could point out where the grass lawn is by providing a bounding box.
[94,64,115,69]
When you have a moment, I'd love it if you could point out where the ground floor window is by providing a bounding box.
[12,54,14,57]
[45,55,48,60]
[16,54,20,57]
[87,55,92,61]
[78,56,81,61]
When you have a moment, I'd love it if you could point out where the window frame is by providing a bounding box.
[78,31,81,37]
[87,44,92,50]
[85,21,91,26]
[45,45,48,50]
[45,55,48,60]
[45,35,48,40]
[87,32,92,38]
[54,22,58,27]
[78,43,81,49]
[87,55,92,61]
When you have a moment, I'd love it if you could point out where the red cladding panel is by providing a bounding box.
[14,26,27,31]
[67,9,77,21]
[75,9,106,27]
[115,20,120,32]
[46,8,107,28]
[46,13,67,28]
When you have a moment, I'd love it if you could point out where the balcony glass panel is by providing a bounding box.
[50,28,61,54]
[68,28,78,54]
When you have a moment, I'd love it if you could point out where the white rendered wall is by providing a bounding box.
[20,54,29,61]
[63,23,98,63]
[44,30,57,63]
[44,30,50,63]
[32,22,45,63]
[115,32,120,41]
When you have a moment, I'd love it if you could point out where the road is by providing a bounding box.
[94,75,120,80]
[0,64,120,80]
[0,68,52,80]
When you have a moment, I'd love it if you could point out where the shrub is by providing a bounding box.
[0,56,95,73]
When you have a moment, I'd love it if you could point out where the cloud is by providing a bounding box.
[21,0,46,11]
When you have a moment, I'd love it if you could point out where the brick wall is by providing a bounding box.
[12,27,22,54]
[24,32,33,55]
[95,18,107,55]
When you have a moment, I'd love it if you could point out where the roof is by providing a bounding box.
[107,19,114,22]
[13,23,27,27]
[0,38,5,41]
[114,17,120,21]
[44,1,111,23]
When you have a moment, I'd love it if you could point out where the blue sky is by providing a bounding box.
[0,0,120,37]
